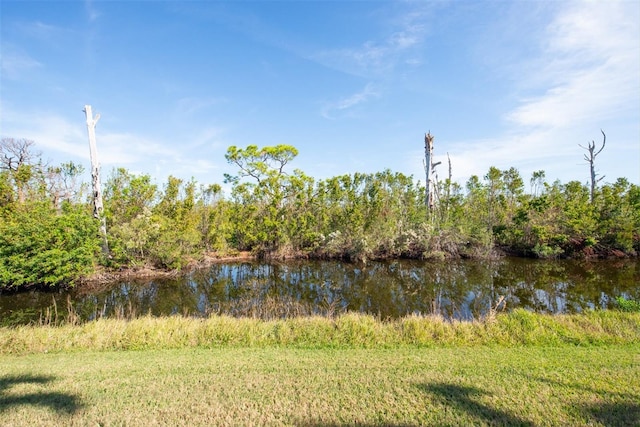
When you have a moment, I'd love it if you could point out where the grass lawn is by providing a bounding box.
[1,345,639,426]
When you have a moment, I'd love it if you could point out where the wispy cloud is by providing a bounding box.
[1,107,86,158]
[310,5,430,78]
[312,4,431,123]
[97,132,220,181]
[190,126,226,149]
[85,0,101,23]
[97,132,172,165]
[16,21,67,40]
[441,1,639,184]
[321,83,380,119]
[1,108,153,166]
[175,97,223,118]
[405,128,581,187]
[0,44,42,80]
[1,107,220,182]
[507,2,639,128]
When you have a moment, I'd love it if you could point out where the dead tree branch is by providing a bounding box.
[579,129,606,203]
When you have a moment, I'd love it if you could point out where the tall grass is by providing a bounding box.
[1,309,638,354]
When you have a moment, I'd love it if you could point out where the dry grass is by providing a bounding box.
[1,309,638,355]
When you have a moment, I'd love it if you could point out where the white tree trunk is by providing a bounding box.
[424,132,440,211]
[83,105,109,254]
[424,132,433,209]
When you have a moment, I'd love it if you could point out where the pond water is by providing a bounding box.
[1,258,638,325]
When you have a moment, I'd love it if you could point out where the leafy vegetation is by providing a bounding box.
[616,296,640,312]
[1,137,639,289]
[0,203,99,289]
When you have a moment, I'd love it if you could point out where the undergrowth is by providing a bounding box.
[616,296,640,312]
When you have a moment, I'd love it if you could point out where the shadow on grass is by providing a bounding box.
[298,423,415,427]
[530,375,639,401]
[530,375,640,427]
[419,382,534,426]
[299,382,533,427]
[580,402,640,427]
[0,374,83,414]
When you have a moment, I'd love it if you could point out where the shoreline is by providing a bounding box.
[79,245,637,287]
[79,251,257,287]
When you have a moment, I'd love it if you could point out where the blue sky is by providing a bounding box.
[2,0,639,191]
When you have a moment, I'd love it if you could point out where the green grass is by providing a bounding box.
[1,311,638,425]
[1,346,638,426]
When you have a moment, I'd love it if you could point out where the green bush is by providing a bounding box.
[0,203,100,289]
[615,296,640,312]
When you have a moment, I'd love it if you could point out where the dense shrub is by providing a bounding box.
[0,203,100,289]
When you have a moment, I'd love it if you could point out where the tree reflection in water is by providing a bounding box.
[1,258,638,325]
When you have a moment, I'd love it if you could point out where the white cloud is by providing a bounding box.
[336,83,379,110]
[96,132,169,165]
[1,108,163,167]
[405,128,590,189]
[310,5,429,78]
[1,108,86,159]
[432,1,640,185]
[1,105,224,184]
[507,1,639,129]
[321,83,380,119]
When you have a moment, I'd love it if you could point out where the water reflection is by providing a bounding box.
[1,258,638,325]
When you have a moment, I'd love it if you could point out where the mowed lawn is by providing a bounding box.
[1,345,638,426]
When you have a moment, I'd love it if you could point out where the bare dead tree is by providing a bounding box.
[83,105,109,255]
[445,152,452,206]
[530,170,546,197]
[0,137,41,203]
[579,130,606,203]
[46,161,86,210]
[423,131,441,211]
[0,137,39,171]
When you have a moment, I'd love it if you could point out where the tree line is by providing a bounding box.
[1,137,638,290]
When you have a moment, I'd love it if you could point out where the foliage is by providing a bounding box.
[1,139,638,289]
[0,203,100,289]
[224,144,310,255]
[103,170,224,269]
[0,138,102,289]
[616,296,640,312]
